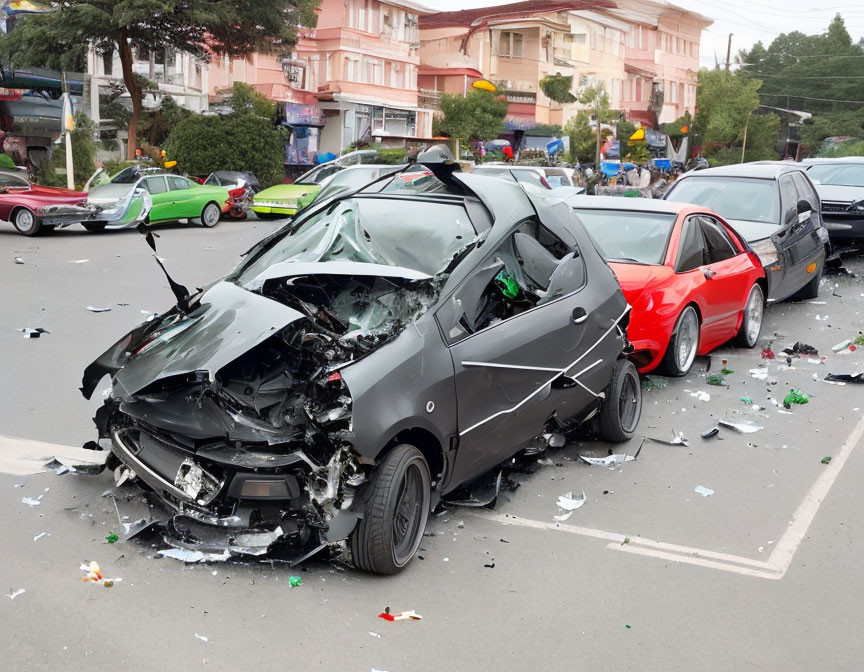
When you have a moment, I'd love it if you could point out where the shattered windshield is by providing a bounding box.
[574,209,675,265]
[667,177,779,224]
[234,196,478,282]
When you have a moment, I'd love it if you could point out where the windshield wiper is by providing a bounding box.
[606,256,645,264]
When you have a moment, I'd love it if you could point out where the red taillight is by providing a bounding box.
[540,176,552,189]
[326,371,342,383]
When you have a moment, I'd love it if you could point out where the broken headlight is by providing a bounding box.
[174,459,224,506]
[750,238,779,267]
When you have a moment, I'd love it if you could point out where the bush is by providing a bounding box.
[165,113,287,186]
[41,114,96,188]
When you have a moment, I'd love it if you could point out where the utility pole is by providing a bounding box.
[594,82,605,169]
[740,110,753,163]
[61,72,75,190]
[725,33,733,72]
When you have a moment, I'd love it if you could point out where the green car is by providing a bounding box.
[253,149,380,219]
[85,168,230,230]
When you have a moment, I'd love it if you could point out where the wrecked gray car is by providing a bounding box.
[80,163,641,574]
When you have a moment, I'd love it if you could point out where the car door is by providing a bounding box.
[167,176,197,218]
[790,169,827,265]
[674,217,725,343]
[437,222,600,484]
[142,176,172,222]
[696,215,757,339]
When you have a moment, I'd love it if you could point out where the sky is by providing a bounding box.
[419,0,864,69]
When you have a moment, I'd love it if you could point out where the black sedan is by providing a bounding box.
[801,157,864,242]
[664,162,829,301]
[79,157,642,574]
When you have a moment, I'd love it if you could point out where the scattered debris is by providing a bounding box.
[289,576,303,587]
[740,396,753,405]
[21,496,42,507]
[369,632,381,639]
[701,426,719,439]
[7,588,25,600]
[783,389,810,408]
[688,390,711,402]
[621,537,631,545]
[86,306,112,313]
[782,342,819,357]
[718,420,763,434]
[579,454,635,468]
[821,456,832,465]
[644,432,689,446]
[720,360,734,375]
[13,257,24,264]
[79,561,121,587]
[157,548,231,563]
[67,259,89,264]
[749,368,769,380]
[833,339,856,353]
[825,373,864,384]
[761,347,775,360]
[33,532,49,542]
[705,374,726,386]
[556,491,587,511]
[642,376,667,391]
[194,633,209,643]
[105,533,119,544]
[694,485,715,497]
[17,328,49,339]
[378,608,422,622]
[484,562,496,569]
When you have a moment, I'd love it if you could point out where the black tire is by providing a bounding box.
[599,359,642,442]
[350,444,431,574]
[793,265,822,300]
[83,222,107,233]
[12,207,41,236]
[197,202,221,228]
[660,305,700,376]
[735,283,765,348]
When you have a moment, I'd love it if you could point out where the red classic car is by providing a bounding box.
[0,171,88,236]
[564,196,766,376]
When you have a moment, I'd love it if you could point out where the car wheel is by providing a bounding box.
[350,444,431,574]
[198,202,221,228]
[660,305,700,376]
[12,208,41,236]
[793,266,822,300]
[83,222,107,233]
[735,283,765,348]
[599,359,642,442]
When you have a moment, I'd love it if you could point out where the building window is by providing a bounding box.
[102,50,113,76]
[571,33,586,44]
[499,31,524,58]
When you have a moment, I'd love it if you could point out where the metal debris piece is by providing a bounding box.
[67,259,89,264]
[17,328,49,339]
[579,454,635,468]
[7,588,25,600]
[547,432,566,448]
[694,485,714,497]
[157,548,231,563]
[701,426,719,439]
[825,373,864,384]
[86,306,112,313]
[718,420,763,434]
[21,496,42,507]
[644,432,689,447]
[194,633,209,643]
[13,257,24,264]
[556,490,587,511]
[33,532,49,542]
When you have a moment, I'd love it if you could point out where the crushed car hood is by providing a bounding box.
[724,218,782,243]
[87,183,134,204]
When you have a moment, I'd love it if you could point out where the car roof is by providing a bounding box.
[565,195,689,215]
[473,164,542,172]
[686,162,806,180]
[800,157,864,165]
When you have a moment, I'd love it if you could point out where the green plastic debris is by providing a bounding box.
[705,374,726,386]
[625,624,632,629]
[641,376,667,391]
[783,389,809,408]
[621,537,631,545]
[721,368,734,375]
[740,396,753,405]
[105,533,119,544]
[855,332,864,346]
[821,456,832,464]
[289,576,303,587]
[494,270,519,299]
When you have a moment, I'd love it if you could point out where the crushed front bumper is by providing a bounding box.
[253,203,298,216]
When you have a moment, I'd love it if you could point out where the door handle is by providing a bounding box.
[703,268,716,280]
[571,307,587,324]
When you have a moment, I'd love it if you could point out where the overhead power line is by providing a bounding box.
[758,92,864,103]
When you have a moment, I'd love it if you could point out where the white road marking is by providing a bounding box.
[466,410,864,580]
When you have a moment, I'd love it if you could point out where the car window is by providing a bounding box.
[168,176,191,191]
[790,172,818,206]
[699,216,737,263]
[143,176,168,194]
[512,170,545,188]
[806,163,864,187]
[676,218,706,272]
[437,224,585,343]
[204,174,220,186]
[778,174,798,223]
[573,209,675,265]
[667,177,779,224]
[472,167,517,182]
[111,167,142,184]
[0,173,28,188]
[297,164,340,186]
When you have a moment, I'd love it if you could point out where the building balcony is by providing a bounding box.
[418,88,443,110]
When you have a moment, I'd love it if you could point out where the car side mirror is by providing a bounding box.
[797,199,812,215]
[134,187,147,195]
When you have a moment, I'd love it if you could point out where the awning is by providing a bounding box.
[624,63,656,78]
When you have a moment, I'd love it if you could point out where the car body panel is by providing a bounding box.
[664,164,826,302]
[0,171,87,227]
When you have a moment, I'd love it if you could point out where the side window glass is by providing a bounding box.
[143,177,168,194]
[168,176,190,191]
[699,217,737,263]
[676,218,706,272]
[779,175,797,222]
[791,172,818,206]
[437,227,585,343]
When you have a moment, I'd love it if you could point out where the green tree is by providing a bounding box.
[230,82,278,119]
[436,90,508,141]
[562,86,617,163]
[0,0,319,160]
[539,74,576,104]
[165,114,287,187]
[137,96,193,149]
[42,114,96,188]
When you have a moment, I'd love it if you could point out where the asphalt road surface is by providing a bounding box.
[2,219,864,671]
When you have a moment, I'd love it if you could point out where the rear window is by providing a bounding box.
[574,209,676,265]
[667,176,779,224]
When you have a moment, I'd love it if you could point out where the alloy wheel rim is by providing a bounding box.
[204,205,219,226]
[745,287,764,345]
[618,372,640,433]
[17,210,34,232]
[676,309,699,372]
[391,462,424,565]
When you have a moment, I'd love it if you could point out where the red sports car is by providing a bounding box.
[0,170,88,236]
[564,196,766,375]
